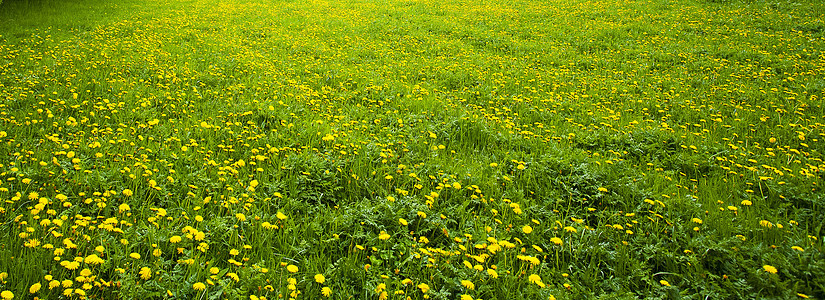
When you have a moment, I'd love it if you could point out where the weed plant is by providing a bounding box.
[0,0,823,298]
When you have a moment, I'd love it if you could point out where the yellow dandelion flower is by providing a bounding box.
[286,265,299,273]
[763,265,777,274]
[29,282,41,294]
[315,274,325,284]
[461,280,474,290]
[417,283,430,293]
[522,225,533,234]
[197,242,209,252]
[193,282,206,290]
[528,274,545,287]
[139,267,152,280]
[24,239,40,248]
[63,261,80,270]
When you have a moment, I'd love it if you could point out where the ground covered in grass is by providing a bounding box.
[0,0,823,298]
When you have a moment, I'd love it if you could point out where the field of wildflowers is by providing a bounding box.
[0,0,823,298]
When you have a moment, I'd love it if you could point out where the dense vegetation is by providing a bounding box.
[0,0,823,298]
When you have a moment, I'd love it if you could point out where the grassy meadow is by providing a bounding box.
[1,0,824,298]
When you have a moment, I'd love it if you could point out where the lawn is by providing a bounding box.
[0,0,823,298]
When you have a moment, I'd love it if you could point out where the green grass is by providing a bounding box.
[0,0,823,298]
